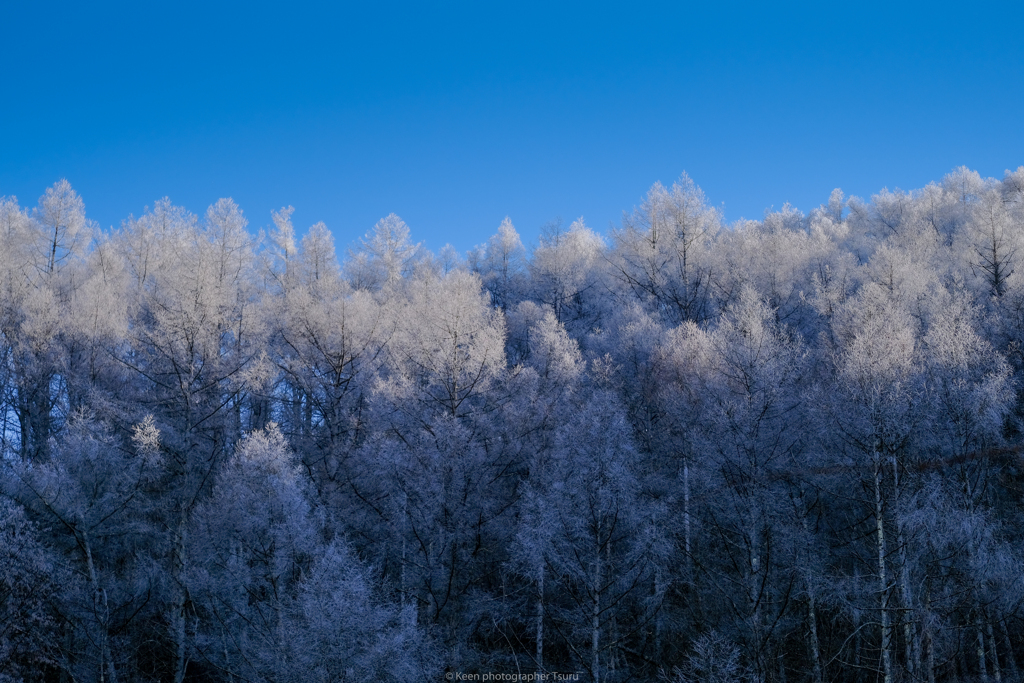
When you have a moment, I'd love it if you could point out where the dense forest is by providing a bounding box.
[2,167,1024,683]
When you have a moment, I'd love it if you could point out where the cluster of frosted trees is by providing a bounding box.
[2,167,1023,683]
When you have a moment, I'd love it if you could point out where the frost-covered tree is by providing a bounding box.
[690,288,809,678]
[268,220,386,502]
[0,181,96,461]
[0,497,62,682]
[188,424,436,682]
[382,269,506,420]
[32,179,91,276]
[107,198,271,683]
[609,174,720,326]
[530,218,608,340]
[826,283,928,683]
[3,413,164,682]
[346,213,426,291]
[513,391,665,683]
[471,216,527,311]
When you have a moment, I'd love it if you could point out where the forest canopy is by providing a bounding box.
[2,167,1024,683]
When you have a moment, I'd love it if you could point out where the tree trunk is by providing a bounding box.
[924,584,936,683]
[607,540,617,678]
[853,567,864,683]
[592,528,602,683]
[83,531,117,683]
[654,566,664,658]
[536,566,544,671]
[875,452,893,683]
[977,610,989,682]
[683,455,692,584]
[808,586,823,683]
[999,619,1018,680]
[986,614,1001,682]
[801,510,823,683]
[19,376,54,462]
[893,455,919,677]
[172,520,188,683]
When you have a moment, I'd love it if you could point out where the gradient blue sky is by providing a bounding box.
[3,1,1023,254]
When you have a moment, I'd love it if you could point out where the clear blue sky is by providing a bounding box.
[3,1,1022,254]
